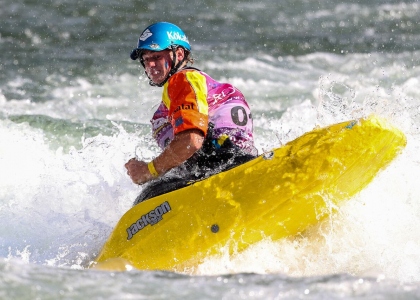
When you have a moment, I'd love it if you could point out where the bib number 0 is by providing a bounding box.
[231,106,248,126]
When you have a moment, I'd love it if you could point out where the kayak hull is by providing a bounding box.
[93,115,406,272]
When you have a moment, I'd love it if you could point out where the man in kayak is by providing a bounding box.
[125,22,258,203]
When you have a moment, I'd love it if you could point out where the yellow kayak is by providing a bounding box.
[93,115,406,272]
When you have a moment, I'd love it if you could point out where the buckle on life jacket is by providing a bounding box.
[212,134,229,149]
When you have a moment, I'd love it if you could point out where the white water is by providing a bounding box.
[2,66,419,279]
[1,34,420,298]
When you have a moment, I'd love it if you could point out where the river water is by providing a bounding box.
[1,0,420,299]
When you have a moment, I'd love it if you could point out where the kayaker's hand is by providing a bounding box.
[125,158,154,185]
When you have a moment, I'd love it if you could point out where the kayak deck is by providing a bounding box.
[93,115,406,272]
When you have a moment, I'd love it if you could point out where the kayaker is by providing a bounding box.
[125,22,258,203]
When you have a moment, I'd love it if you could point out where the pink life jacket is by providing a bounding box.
[150,68,257,156]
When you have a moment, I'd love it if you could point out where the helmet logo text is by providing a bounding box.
[166,31,189,43]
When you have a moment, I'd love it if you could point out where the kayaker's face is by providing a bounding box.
[142,50,173,85]
[141,48,185,85]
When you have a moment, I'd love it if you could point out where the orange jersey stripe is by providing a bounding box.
[164,70,209,136]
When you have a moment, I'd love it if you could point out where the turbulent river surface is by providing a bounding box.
[1,0,420,299]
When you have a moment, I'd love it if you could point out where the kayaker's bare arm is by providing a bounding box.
[125,129,204,185]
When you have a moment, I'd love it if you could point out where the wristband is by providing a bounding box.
[147,161,159,177]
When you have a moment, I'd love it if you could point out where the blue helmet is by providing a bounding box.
[130,22,191,60]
